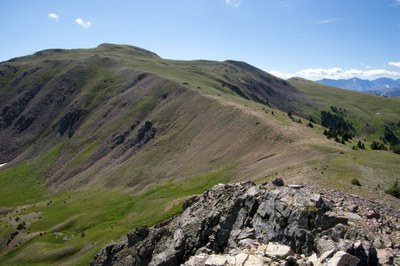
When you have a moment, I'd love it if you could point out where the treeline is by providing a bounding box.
[321,106,355,144]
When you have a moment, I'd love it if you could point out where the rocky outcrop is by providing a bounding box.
[91,182,400,265]
[0,84,42,129]
[58,108,85,138]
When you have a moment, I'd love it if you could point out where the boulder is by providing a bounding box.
[314,236,337,255]
[184,254,207,266]
[272,177,285,186]
[265,243,293,259]
[366,209,380,220]
[243,254,264,266]
[204,254,232,266]
[234,253,248,265]
[377,248,394,265]
[326,251,360,266]
[91,182,399,266]
[348,204,359,213]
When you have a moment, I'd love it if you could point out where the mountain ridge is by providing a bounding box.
[0,44,316,190]
[317,77,400,97]
[0,44,399,265]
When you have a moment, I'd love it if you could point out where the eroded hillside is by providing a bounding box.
[0,44,399,265]
[0,44,321,192]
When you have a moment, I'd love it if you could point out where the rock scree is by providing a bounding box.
[91,182,400,265]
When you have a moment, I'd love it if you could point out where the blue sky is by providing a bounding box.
[1,0,400,80]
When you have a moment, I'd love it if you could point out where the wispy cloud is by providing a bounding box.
[75,18,91,29]
[389,0,400,6]
[269,70,293,79]
[225,0,241,7]
[317,18,338,24]
[389,62,400,68]
[47,13,59,22]
[268,67,400,80]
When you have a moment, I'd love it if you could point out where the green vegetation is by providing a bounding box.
[321,107,353,133]
[0,143,63,207]
[351,177,362,186]
[321,107,354,143]
[357,140,366,150]
[385,181,400,198]
[370,140,387,150]
[1,44,400,265]
[391,145,400,154]
[289,78,400,142]
[0,168,232,265]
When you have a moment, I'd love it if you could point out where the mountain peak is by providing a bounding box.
[96,43,160,58]
[317,77,400,96]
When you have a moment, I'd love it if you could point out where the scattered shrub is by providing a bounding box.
[385,181,400,198]
[391,144,400,155]
[17,222,26,230]
[370,140,387,150]
[321,107,355,142]
[357,141,365,150]
[351,178,361,186]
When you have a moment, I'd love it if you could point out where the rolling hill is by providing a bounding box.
[0,44,399,265]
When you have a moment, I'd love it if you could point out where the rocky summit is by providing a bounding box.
[91,182,400,265]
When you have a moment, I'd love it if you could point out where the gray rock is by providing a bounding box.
[237,227,255,240]
[237,238,256,248]
[184,254,208,266]
[243,254,264,266]
[265,243,293,259]
[377,248,394,265]
[321,211,349,229]
[326,251,360,266]
[204,254,232,266]
[319,249,336,264]
[285,255,298,266]
[272,177,285,186]
[348,204,359,213]
[314,236,337,255]
[366,209,380,220]
[91,182,397,266]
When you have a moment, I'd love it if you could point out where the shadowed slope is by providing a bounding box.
[0,44,317,191]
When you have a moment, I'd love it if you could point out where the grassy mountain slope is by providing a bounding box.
[289,77,400,141]
[0,44,317,191]
[0,44,399,265]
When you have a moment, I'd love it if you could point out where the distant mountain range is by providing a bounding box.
[317,77,400,97]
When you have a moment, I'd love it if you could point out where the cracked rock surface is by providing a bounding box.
[91,182,400,265]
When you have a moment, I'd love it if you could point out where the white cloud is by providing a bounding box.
[317,18,337,24]
[225,0,241,7]
[389,62,400,68]
[389,0,400,6]
[48,13,59,21]
[75,18,91,28]
[267,67,400,80]
[269,70,293,79]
